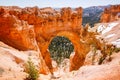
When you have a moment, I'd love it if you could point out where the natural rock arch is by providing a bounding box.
[0,7,86,74]
[40,31,87,73]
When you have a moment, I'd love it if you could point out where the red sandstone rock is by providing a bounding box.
[101,5,120,22]
[0,6,84,74]
[0,15,38,51]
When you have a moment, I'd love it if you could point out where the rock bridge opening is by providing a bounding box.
[48,36,74,65]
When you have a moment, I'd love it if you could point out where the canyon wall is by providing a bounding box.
[100,5,120,22]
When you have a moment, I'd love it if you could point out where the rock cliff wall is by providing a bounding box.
[100,5,120,22]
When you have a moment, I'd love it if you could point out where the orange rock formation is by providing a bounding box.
[0,6,86,74]
[101,5,120,22]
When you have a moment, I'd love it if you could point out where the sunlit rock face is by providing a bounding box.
[0,13,38,51]
[0,6,86,73]
[100,5,120,23]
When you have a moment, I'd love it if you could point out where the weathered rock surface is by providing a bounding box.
[0,41,48,79]
[73,52,120,80]
[0,14,38,51]
[0,6,85,74]
[0,5,120,80]
[100,5,120,22]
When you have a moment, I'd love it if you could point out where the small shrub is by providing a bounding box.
[25,58,39,80]
[0,67,4,75]
[98,44,115,64]
[113,47,120,53]
[91,47,97,65]
[98,56,105,65]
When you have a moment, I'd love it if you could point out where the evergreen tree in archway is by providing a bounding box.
[48,36,74,65]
